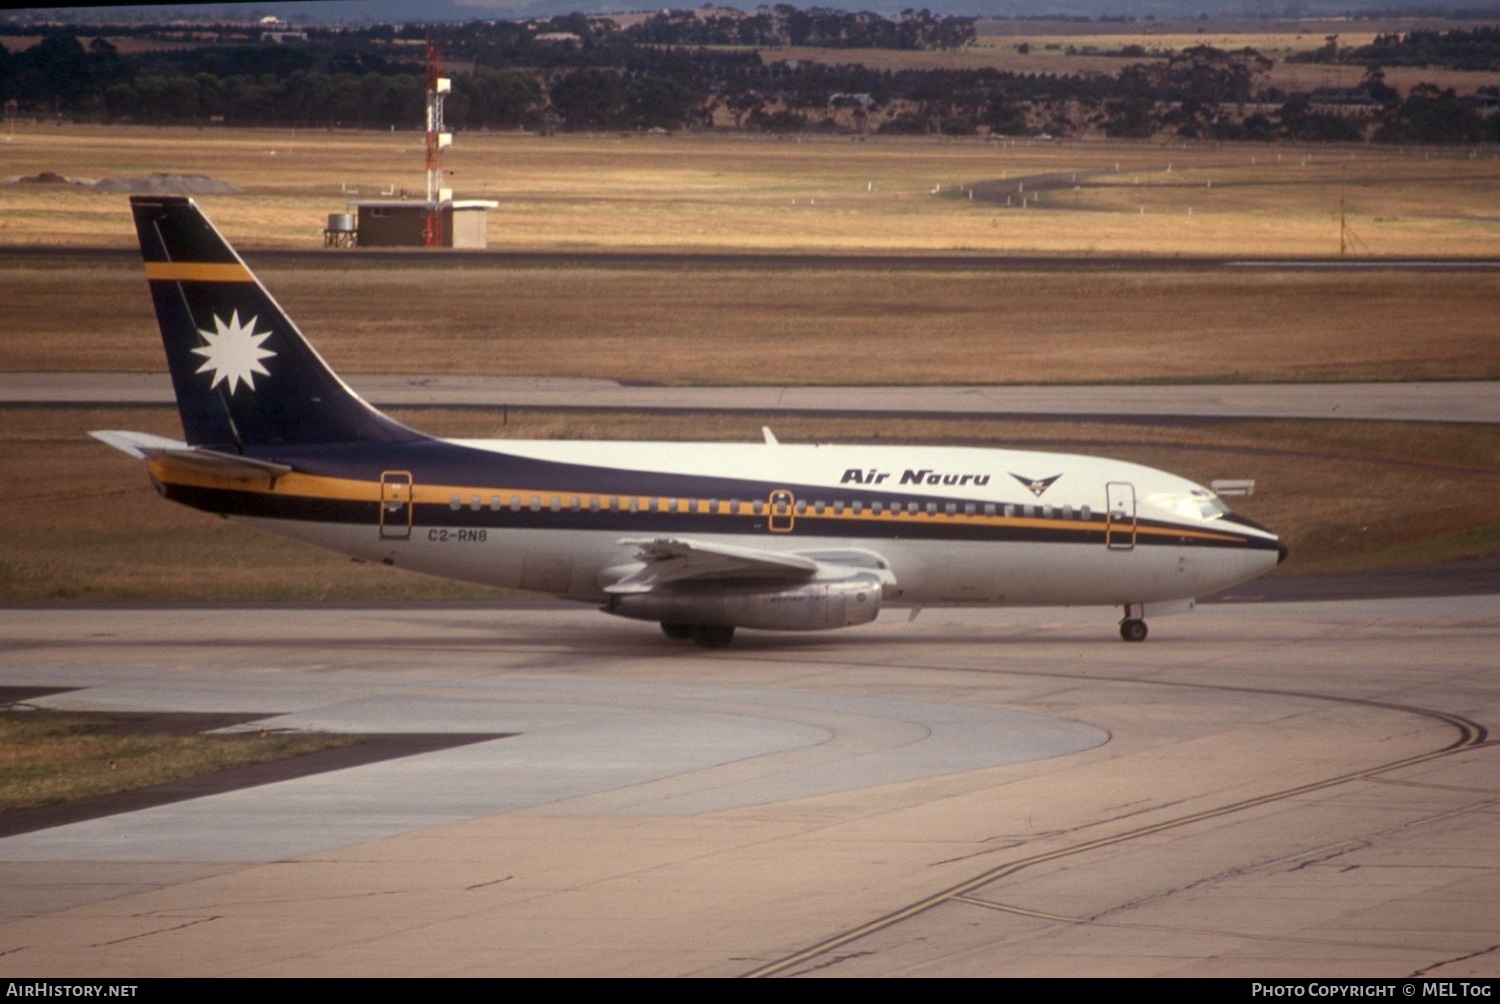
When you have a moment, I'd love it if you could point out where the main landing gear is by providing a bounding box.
[661,622,737,649]
[1118,604,1148,642]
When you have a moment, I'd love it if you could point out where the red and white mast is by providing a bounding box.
[424,41,451,247]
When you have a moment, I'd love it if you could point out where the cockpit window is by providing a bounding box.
[1146,489,1229,522]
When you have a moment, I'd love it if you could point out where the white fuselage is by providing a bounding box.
[240,437,1282,614]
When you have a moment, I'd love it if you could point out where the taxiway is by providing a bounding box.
[0,596,1495,977]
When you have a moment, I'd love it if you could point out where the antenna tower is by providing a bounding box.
[424,42,451,247]
[1339,165,1372,256]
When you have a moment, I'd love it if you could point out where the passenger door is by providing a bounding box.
[380,471,413,540]
[1105,481,1136,550]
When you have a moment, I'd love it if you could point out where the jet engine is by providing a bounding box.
[604,573,884,631]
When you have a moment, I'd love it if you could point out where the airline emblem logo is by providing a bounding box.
[1010,472,1063,497]
[192,311,276,394]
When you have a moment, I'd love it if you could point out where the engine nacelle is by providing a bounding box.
[604,574,884,632]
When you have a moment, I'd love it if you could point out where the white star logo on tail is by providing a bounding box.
[192,311,276,395]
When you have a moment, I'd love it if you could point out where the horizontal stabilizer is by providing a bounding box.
[91,429,188,460]
[91,430,293,483]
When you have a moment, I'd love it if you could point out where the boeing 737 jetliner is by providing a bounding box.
[95,196,1286,647]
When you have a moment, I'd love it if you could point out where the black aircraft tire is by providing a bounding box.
[692,625,736,649]
[1120,618,1148,643]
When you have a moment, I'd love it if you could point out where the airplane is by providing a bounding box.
[95,195,1286,648]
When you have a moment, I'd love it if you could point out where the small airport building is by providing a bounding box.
[340,199,500,249]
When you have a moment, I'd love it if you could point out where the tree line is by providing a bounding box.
[624,6,976,51]
[1290,26,1500,72]
[1,14,1495,144]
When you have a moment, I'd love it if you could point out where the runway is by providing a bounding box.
[7,373,1499,424]
[0,597,1495,977]
[7,245,1497,273]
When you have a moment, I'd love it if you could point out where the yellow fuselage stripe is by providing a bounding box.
[144,262,255,283]
[150,463,1251,545]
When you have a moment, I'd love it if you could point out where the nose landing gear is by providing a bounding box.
[1119,603,1148,642]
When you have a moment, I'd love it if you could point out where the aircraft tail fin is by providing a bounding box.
[131,195,421,449]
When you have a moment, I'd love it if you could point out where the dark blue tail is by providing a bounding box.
[132,196,421,450]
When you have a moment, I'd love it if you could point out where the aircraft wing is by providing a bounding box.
[91,430,293,484]
[605,537,821,594]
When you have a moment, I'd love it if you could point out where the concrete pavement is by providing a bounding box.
[0,598,1495,977]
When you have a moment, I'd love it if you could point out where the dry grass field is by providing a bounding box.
[3,126,1498,256]
[1,127,1495,601]
[780,41,1492,97]
[6,262,1497,385]
[771,17,1500,97]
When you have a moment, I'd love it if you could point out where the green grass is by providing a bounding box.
[0,713,360,812]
